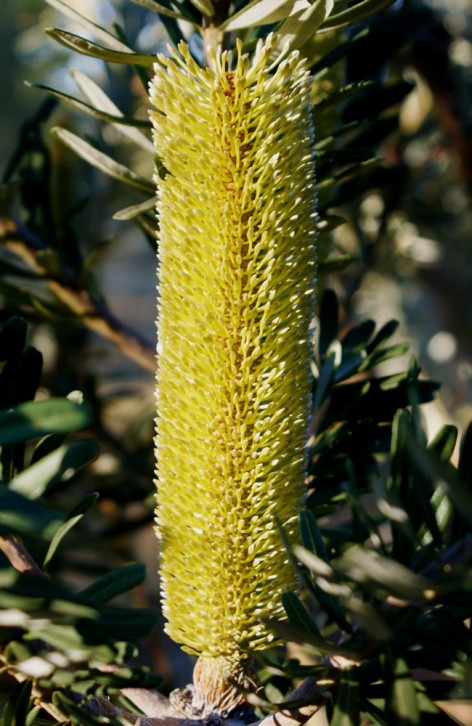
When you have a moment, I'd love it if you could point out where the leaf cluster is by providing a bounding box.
[0,318,159,724]
[258,290,472,724]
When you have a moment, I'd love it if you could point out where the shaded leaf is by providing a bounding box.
[282,591,321,638]
[43,493,99,569]
[385,655,420,725]
[0,488,63,539]
[0,398,90,446]
[0,679,32,726]
[322,0,395,29]
[79,562,146,606]
[130,0,196,21]
[331,669,360,726]
[9,439,98,499]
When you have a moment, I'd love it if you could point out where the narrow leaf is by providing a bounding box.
[28,82,151,130]
[273,0,334,54]
[45,28,156,66]
[43,493,99,569]
[0,398,90,446]
[222,0,304,31]
[70,69,154,153]
[130,0,195,21]
[282,591,321,638]
[331,669,360,726]
[113,197,157,220]
[44,0,134,51]
[385,656,420,725]
[9,439,99,499]
[79,563,146,606]
[0,679,32,726]
[52,127,155,193]
[322,0,395,28]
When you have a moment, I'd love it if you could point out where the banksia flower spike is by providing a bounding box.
[150,35,317,715]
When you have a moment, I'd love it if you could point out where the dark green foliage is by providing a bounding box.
[260,291,472,722]
[0,318,158,723]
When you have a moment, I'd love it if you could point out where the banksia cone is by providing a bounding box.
[150,35,317,712]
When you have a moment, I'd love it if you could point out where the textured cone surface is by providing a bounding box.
[150,37,317,660]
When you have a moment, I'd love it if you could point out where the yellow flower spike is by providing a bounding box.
[150,35,317,715]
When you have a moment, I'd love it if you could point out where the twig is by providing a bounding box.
[0,217,156,373]
[0,535,44,577]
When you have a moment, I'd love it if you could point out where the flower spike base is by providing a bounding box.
[150,35,317,715]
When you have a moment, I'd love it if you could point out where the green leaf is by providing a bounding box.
[331,669,360,726]
[9,439,98,499]
[0,680,32,726]
[322,0,395,29]
[428,425,458,463]
[282,591,321,638]
[52,692,107,726]
[300,510,329,561]
[458,421,472,485]
[366,319,400,354]
[70,69,154,153]
[385,655,420,725]
[314,351,336,410]
[30,433,66,465]
[113,197,157,221]
[313,81,376,112]
[0,488,63,539]
[79,563,146,606]
[43,493,99,569]
[28,81,151,130]
[44,0,134,51]
[45,28,156,66]
[407,439,472,525]
[336,546,439,601]
[222,0,304,31]
[52,127,155,193]
[187,0,215,17]
[0,398,90,446]
[130,0,195,22]
[273,0,335,55]
[318,289,339,358]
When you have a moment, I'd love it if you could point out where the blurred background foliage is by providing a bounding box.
[0,0,472,723]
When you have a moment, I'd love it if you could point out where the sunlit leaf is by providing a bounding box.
[45,28,156,66]
[44,0,134,51]
[113,197,157,221]
[70,69,154,153]
[222,0,304,31]
[52,128,155,193]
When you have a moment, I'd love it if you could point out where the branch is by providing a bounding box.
[0,217,156,373]
[0,535,44,577]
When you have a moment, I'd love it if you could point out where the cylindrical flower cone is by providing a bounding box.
[150,35,317,715]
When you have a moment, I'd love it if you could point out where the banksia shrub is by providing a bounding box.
[150,36,317,711]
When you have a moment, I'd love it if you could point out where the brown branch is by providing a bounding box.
[0,535,44,577]
[0,217,156,373]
